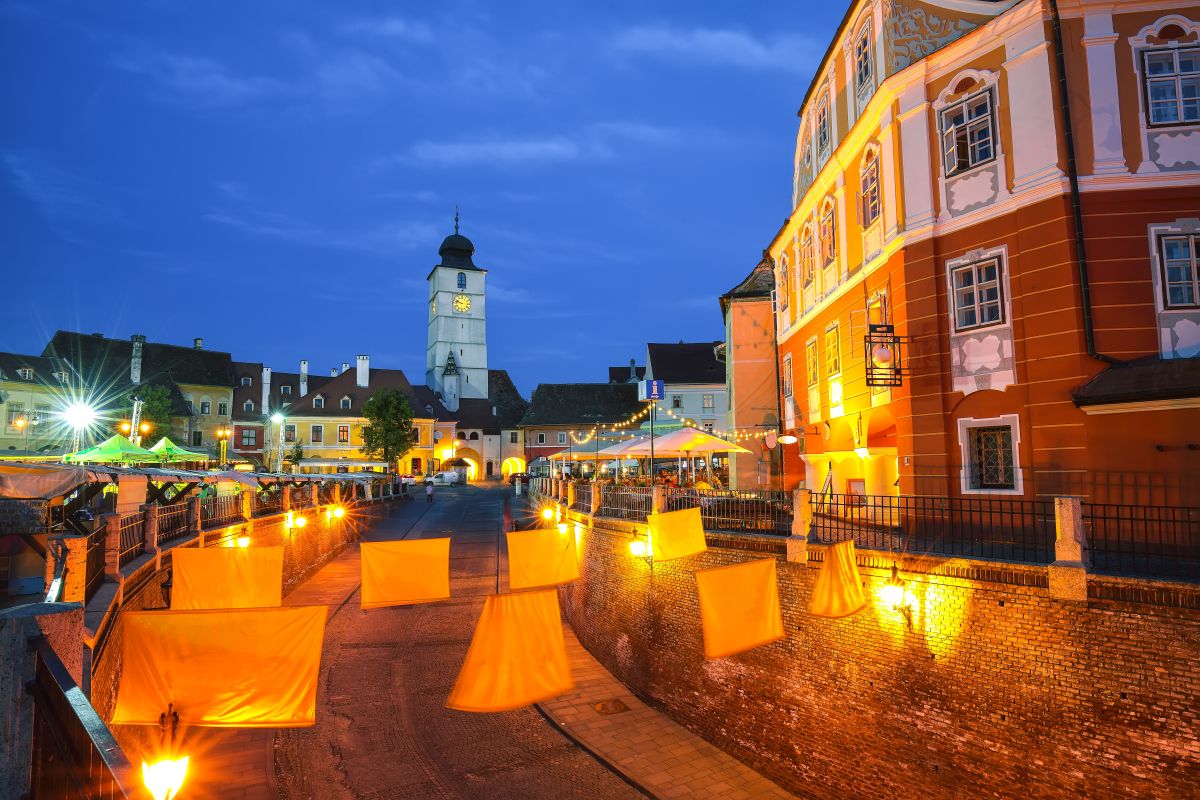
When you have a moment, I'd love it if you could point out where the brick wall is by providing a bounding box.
[86,499,393,764]
[559,514,1200,799]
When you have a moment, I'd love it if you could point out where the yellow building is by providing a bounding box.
[0,352,71,456]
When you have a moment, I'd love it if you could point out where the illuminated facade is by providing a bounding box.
[770,0,1200,500]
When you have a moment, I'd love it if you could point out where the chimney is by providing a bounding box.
[130,334,146,384]
[300,360,308,396]
[341,362,350,374]
[356,355,369,388]
[330,367,338,377]
[262,367,272,412]
[193,337,203,349]
[628,358,638,383]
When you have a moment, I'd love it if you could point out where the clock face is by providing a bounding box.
[453,293,472,312]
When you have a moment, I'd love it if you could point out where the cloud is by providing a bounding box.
[611,25,816,73]
[385,121,678,168]
[111,52,293,107]
[340,17,434,43]
[1,151,124,226]
[205,204,436,255]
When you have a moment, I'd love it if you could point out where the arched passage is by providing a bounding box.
[501,457,527,478]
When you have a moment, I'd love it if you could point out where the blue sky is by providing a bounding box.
[0,1,836,397]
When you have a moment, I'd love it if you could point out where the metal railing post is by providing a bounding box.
[1048,496,1088,602]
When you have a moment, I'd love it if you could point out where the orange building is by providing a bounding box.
[770,0,1199,503]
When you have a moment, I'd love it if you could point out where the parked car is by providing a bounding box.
[396,474,418,486]
[427,471,462,486]
[507,472,532,485]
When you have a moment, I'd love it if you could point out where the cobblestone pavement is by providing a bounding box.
[274,485,643,800]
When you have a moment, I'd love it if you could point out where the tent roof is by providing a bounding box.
[63,435,158,464]
[147,437,209,460]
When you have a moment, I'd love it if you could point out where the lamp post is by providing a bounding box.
[216,426,232,465]
[14,416,27,453]
[271,413,285,473]
[62,402,96,453]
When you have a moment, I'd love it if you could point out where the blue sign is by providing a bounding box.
[638,380,665,402]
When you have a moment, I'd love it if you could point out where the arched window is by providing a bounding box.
[469,431,479,440]
[243,399,254,412]
[819,199,837,266]
[313,395,325,409]
[854,22,874,94]
[778,253,790,309]
[241,376,252,387]
[815,93,831,158]
[457,431,466,440]
[860,149,881,227]
[340,396,351,410]
[1140,22,1200,125]
[457,272,466,289]
[801,226,816,285]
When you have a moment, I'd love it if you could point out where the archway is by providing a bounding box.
[455,447,482,481]
[501,456,527,478]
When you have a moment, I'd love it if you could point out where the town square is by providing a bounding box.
[0,0,1198,798]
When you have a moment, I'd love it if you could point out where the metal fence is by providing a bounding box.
[117,512,144,568]
[201,494,243,528]
[665,488,793,535]
[810,493,1056,564]
[27,636,138,799]
[84,523,107,603]
[571,483,592,513]
[597,486,653,522]
[254,490,283,516]
[1084,503,1200,582]
[156,503,191,544]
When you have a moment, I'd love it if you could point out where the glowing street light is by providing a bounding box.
[271,413,286,473]
[142,756,188,800]
[215,426,233,465]
[62,402,96,452]
[119,420,132,434]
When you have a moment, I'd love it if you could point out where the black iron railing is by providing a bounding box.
[254,490,283,516]
[200,494,243,528]
[810,493,1056,564]
[572,483,593,513]
[666,488,793,535]
[156,503,191,544]
[27,636,138,799]
[117,512,144,568]
[1084,503,1200,582]
[598,486,653,522]
[84,522,107,603]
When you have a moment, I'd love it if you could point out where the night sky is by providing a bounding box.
[0,1,836,396]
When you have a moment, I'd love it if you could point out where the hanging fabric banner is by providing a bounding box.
[649,506,707,561]
[171,546,284,610]
[446,589,574,712]
[361,538,451,609]
[809,539,867,617]
[112,606,326,727]
[694,558,785,659]
[506,529,579,591]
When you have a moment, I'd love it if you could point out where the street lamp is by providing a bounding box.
[62,402,96,453]
[271,413,285,473]
[216,426,233,465]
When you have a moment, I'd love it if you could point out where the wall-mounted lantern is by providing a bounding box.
[864,324,906,387]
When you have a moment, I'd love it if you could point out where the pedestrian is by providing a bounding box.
[426,482,434,504]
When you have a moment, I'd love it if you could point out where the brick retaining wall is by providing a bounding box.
[558,512,1200,799]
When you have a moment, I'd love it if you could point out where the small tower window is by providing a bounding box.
[243,399,254,412]
[457,272,466,290]
[241,376,252,386]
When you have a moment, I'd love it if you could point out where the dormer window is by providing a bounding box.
[17,368,32,380]
[313,395,325,409]
[241,376,252,387]
[457,271,467,290]
[340,396,352,410]
[53,371,67,383]
[280,385,292,396]
[243,399,255,412]
[425,404,434,415]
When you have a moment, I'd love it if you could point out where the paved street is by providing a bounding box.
[274,485,643,800]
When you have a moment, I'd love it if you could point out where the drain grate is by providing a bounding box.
[592,698,629,716]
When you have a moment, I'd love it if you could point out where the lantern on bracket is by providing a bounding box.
[864,324,907,387]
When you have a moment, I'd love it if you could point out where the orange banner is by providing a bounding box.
[649,507,707,561]
[695,558,785,659]
[506,529,579,591]
[446,589,574,712]
[809,540,866,617]
[171,546,283,610]
[112,606,326,728]
[361,538,451,609]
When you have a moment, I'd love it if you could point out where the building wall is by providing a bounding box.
[724,298,783,488]
[277,415,439,475]
[178,382,234,450]
[0,381,60,453]
[558,515,1200,800]
[649,384,727,433]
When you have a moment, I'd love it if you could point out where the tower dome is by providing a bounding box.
[437,209,480,270]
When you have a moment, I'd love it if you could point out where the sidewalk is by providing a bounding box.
[538,629,796,800]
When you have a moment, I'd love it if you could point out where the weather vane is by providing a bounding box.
[454,205,460,234]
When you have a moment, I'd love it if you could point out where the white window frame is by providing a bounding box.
[340,396,352,409]
[17,368,32,380]
[311,424,323,444]
[243,399,254,412]
[950,257,1007,332]
[939,88,997,178]
[782,355,794,398]
[805,339,819,386]
[337,424,350,444]
[1141,45,1200,127]
[1150,220,1200,312]
[1130,17,1200,173]
[537,432,546,445]
[819,199,837,268]
[957,414,1023,495]
[557,432,567,445]
[825,323,841,378]
[284,424,296,443]
[241,376,252,387]
[702,394,714,409]
[860,147,881,228]
[457,271,467,289]
[280,385,292,396]
[240,428,256,447]
[510,431,519,444]
[945,245,1013,340]
[854,21,873,95]
[313,395,325,409]
[778,252,790,310]
[199,401,211,415]
[815,92,831,160]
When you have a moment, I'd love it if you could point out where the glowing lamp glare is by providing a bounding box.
[142,756,188,800]
[540,508,554,520]
[333,506,345,518]
[63,402,96,430]
[236,535,250,548]
[294,516,308,528]
[557,522,568,535]
[629,540,649,557]
[777,434,798,445]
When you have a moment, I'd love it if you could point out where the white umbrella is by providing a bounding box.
[623,427,751,456]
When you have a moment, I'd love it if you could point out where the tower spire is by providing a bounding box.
[454,205,460,234]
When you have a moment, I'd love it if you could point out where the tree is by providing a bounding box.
[123,384,176,445]
[361,388,418,470]
[286,442,305,471]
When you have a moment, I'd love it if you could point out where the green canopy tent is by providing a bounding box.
[63,435,159,465]
[147,437,209,463]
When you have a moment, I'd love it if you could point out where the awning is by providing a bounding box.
[0,462,117,499]
[147,437,210,462]
[63,434,159,464]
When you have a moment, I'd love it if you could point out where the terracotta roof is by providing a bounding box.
[646,342,725,385]
[232,361,335,420]
[519,383,642,427]
[1072,357,1200,407]
[283,367,444,420]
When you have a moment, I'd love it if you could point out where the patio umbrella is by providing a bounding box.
[63,434,159,465]
[147,437,209,462]
[624,427,751,456]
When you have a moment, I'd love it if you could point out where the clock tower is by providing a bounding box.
[426,214,488,412]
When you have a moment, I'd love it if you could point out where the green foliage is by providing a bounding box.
[286,442,305,470]
[124,384,176,443]
[361,388,418,468]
